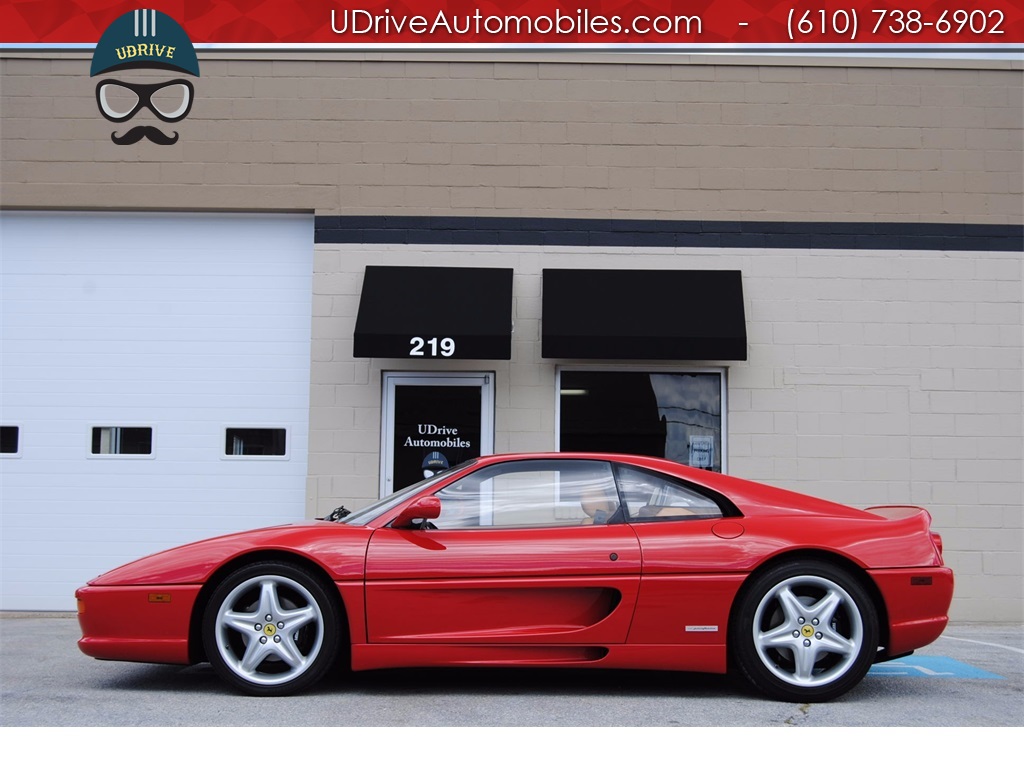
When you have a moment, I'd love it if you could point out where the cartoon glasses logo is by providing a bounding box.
[90,9,200,145]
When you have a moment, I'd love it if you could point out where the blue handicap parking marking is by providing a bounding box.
[868,655,1004,679]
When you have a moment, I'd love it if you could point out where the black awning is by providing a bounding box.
[542,269,746,360]
[353,266,514,359]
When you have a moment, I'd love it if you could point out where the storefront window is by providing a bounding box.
[558,370,725,472]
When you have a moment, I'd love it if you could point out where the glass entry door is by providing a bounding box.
[380,372,494,496]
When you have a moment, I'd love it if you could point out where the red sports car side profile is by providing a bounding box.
[76,453,953,702]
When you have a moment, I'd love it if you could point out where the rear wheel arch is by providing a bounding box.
[188,550,350,669]
[730,549,889,645]
[727,551,888,702]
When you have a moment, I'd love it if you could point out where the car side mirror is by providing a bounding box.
[390,496,441,529]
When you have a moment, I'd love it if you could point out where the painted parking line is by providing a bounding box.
[868,655,1004,679]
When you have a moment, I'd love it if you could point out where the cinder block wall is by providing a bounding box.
[2,54,1021,222]
[309,242,1021,623]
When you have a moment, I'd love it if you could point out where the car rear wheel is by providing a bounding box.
[731,560,879,702]
[202,561,340,696]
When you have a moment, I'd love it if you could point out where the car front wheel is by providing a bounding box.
[202,561,340,696]
[731,560,879,702]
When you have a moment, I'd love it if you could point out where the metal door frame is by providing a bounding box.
[380,371,495,497]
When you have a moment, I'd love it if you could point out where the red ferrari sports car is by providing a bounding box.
[76,453,953,702]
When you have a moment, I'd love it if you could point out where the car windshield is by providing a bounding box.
[337,461,473,526]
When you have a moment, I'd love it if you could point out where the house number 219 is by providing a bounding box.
[409,337,455,357]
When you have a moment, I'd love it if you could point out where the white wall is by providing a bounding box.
[1,212,314,610]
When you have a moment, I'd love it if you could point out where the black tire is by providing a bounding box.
[202,561,341,696]
[730,560,879,703]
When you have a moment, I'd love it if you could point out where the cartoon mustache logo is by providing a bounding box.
[110,125,179,145]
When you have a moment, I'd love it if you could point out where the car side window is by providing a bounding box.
[433,460,619,530]
[615,465,723,522]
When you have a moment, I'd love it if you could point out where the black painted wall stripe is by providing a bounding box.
[315,216,1023,252]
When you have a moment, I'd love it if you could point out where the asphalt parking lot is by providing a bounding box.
[1,614,1021,729]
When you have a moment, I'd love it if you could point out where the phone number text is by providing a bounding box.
[787,8,1006,41]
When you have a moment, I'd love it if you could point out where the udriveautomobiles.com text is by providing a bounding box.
[330,8,703,37]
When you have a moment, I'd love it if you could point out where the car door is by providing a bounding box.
[613,464,744,647]
[364,459,641,644]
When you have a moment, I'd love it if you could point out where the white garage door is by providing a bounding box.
[1,212,314,610]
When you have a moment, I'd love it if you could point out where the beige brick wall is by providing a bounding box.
[2,53,1021,222]
[310,243,1022,622]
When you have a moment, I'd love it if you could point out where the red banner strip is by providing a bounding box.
[2,0,1022,45]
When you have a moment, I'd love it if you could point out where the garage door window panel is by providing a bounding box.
[224,428,287,458]
[90,426,153,457]
[1,426,20,456]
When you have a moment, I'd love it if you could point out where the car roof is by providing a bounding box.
[467,452,868,519]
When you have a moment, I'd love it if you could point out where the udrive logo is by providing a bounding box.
[90,9,200,145]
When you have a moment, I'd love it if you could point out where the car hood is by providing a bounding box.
[87,521,373,586]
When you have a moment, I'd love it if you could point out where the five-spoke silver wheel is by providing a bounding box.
[752,575,864,688]
[731,560,878,702]
[203,561,340,695]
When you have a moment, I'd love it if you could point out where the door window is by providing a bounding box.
[434,459,618,529]
[381,372,494,496]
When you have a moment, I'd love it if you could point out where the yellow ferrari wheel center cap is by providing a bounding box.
[801,625,814,637]
[264,624,277,637]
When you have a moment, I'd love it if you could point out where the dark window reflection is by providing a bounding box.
[559,372,722,471]
[91,426,152,455]
[1,426,19,454]
[225,428,286,456]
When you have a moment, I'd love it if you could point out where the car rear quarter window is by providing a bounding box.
[615,465,723,522]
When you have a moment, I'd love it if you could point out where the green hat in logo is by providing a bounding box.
[91,9,199,77]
